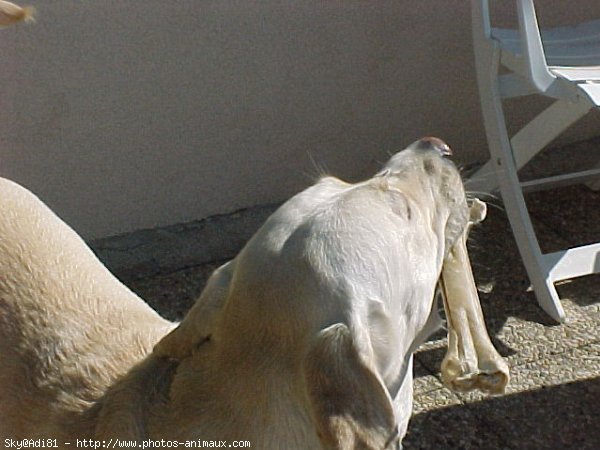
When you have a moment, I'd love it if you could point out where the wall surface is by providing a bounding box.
[1,1,599,239]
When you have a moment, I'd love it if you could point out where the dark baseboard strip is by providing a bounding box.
[90,204,279,280]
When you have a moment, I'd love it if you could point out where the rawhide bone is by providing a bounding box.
[439,198,509,394]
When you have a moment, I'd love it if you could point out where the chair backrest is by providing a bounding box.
[472,0,492,40]
[516,0,555,91]
[472,0,556,92]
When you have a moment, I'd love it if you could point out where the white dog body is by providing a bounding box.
[0,139,469,449]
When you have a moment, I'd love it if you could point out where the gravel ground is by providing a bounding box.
[107,168,600,450]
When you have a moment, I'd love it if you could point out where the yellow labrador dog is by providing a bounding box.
[0,138,506,449]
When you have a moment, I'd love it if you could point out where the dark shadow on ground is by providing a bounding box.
[403,376,600,449]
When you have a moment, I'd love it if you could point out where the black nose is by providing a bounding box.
[416,136,452,156]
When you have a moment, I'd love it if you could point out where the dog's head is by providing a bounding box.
[152,138,468,448]
[376,137,470,256]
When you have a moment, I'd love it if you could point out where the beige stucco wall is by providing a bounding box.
[1,1,599,239]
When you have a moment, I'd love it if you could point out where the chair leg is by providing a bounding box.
[467,99,590,194]
[473,45,566,323]
[497,161,566,323]
[465,159,497,194]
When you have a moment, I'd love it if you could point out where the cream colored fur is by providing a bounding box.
[0,138,470,449]
[0,1,33,27]
[0,178,175,440]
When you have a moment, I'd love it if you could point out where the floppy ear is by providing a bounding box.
[153,261,233,359]
[304,324,400,450]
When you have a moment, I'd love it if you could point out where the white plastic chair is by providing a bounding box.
[468,0,600,322]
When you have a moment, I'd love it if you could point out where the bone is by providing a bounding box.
[439,198,509,395]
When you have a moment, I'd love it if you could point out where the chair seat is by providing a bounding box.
[492,19,600,67]
[576,82,600,106]
[548,66,600,81]
[492,20,600,105]
[549,66,600,106]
